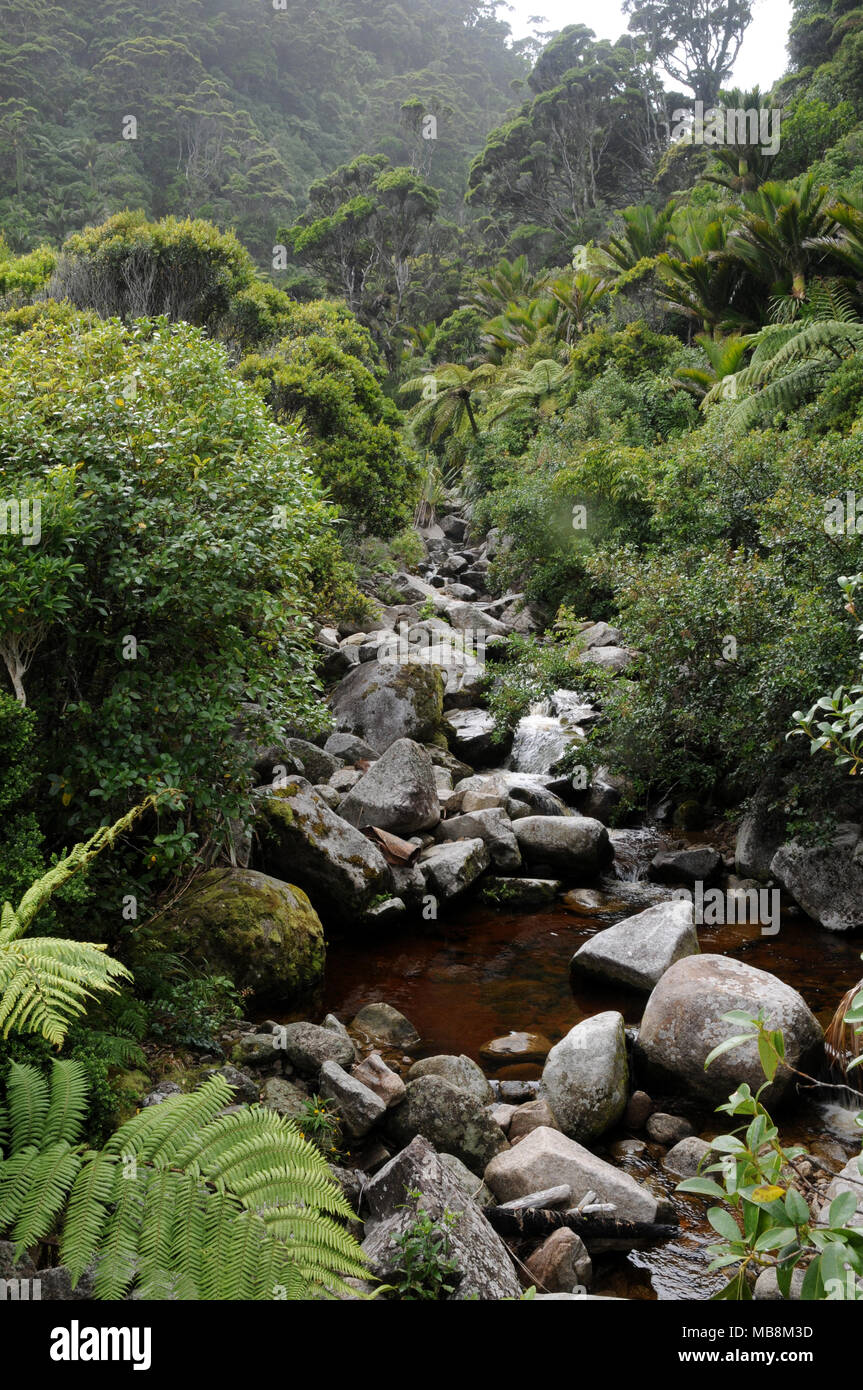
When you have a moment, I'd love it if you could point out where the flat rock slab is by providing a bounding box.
[570,898,699,993]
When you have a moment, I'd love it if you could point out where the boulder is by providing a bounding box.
[276,1021,356,1077]
[636,954,822,1106]
[456,771,570,817]
[735,776,789,879]
[319,1060,386,1138]
[323,732,380,763]
[255,779,391,918]
[514,815,612,876]
[439,1153,496,1208]
[524,1229,592,1293]
[570,898,699,993]
[147,868,325,1002]
[818,1152,863,1228]
[649,847,722,886]
[576,646,634,673]
[484,1127,671,1224]
[351,1052,407,1108]
[508,1098,558,1144]
[339,738,440,834]
[478,877,561,909]
[407,1054,493,1105]
[664,1136,714,1177]
[361,1136,521,1299]
[350,1002,420,1050]
[282,738,342,784]
[436,808,521,871]
[770,828,863,931]
[577,621,622,650]
[445,708,498,763]
[540,1012,628,1142]
[418,838,490,900]
[330,659,444,754]
[260,1076,310,1121]
[385,1075,509,1175]
[646,1113,693,1146]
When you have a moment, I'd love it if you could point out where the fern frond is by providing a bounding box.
[0,936,131,1046]
[6,1061,49,1152]
[42,1059,91,1146]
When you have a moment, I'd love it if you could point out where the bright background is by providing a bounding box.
[503,0,793,90]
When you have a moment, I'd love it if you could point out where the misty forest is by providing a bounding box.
[2,0,863,1309]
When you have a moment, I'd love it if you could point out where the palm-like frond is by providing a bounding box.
[0,1065,369,1301]
[0,796,169,1046]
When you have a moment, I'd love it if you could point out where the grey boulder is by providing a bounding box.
[540,1012,628,1142]
[570,898,699,993]
[339,738,440,834]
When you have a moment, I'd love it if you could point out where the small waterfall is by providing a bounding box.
[609,828,662,883]
[507,701,584,774]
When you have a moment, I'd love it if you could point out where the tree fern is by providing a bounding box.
[0,1063,369,1300]
[0,796,166,1046]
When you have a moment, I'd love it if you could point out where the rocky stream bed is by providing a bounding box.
[142,499,863,1301]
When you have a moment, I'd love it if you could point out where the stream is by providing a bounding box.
[316,850,863,1299]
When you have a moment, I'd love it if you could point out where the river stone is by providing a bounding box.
[384,1075,509,1175]
[436,807,521,871]
[445,708,497,762]
[478,877,562,908]
[562,888,629,916]
[570,898,699,993]
[323,732,380,763]
[329,767,363,793]
[418,837,490,899]
[576,645,634,673]
[362,1136,521,1300]
[577,621,623,650]
[313,783,341,810]
[540,1012,628,1142]
[754,1267,807,1300]
[277,1021,356,1077]
[664,1136,714,1177]
[439,1152,496,1208]
[260,1076,310,1121]
[480,1032,552,1065]
[513,815,612,876]
[525,1229,592,1293]
[818,1153,863,1228]
[508,1098,558,1143]
[636,954,823,1106]
[282,738,342,785]
[407,1054,494,1105]
[484,1127,671,1224]
[255,778,391,919]
[646,1113,693,1146]
[649,847,722,886]
[148,867,326,1002]
[456,771,570,817]
[319,1060,386,1138]
[330,659,444,754]
[351,1002,420,1049]
[735,775,789,879]
[770,829,863,931]
[351,1052,407,1107]
[339,738,440,834]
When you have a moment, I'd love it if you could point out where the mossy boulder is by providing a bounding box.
[329,658,444,754]
[255,778,392,918]
[151,867,325,1003]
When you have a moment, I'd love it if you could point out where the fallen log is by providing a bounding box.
[485,1205,677,1247]
[361,825,421,865]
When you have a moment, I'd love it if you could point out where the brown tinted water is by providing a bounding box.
[316,882,863,1299]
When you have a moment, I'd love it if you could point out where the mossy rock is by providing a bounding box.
[110,1068,152,1123]
[150,867,325,1004]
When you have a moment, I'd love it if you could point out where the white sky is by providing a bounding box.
[503,0,793,91]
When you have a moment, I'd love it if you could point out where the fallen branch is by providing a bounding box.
[485,1206,677,1247]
